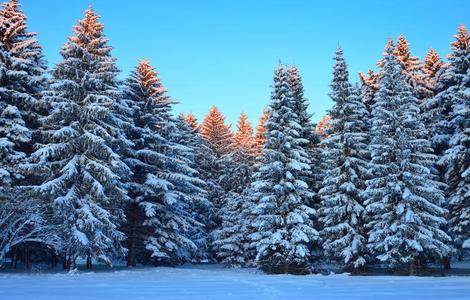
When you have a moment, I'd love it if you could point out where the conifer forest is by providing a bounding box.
[0,0,469,299]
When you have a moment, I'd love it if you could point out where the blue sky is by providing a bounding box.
[22,0,469,126]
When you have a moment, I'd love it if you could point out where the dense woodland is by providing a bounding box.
[0,0,469,275]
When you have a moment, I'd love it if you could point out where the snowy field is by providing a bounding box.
[1,265,470,300]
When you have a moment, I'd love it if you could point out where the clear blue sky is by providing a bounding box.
[22,0,469,126]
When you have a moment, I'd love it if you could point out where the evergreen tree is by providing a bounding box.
[222,112,256,193]
[254,110,269,157]
[123,59,205,265]
[200,106,233,157]
[422,48,444,94]
[212,113,257,265]
[440,24,470,254]
[364,44,451,273]
[394,35,431,100]
[427,25,469,153]
[27,8,130,269]
[183,112,198,131]
[358,70,379,112]
[288,66,322,205]
[0,0,53,264]
[319,48,369,271]
[0,0,47,201]
[315,115,332,139]
[250,65,318,274]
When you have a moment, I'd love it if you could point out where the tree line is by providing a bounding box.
[0,0,468,275]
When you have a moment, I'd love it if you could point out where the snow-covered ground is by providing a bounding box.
[1,264,470,300]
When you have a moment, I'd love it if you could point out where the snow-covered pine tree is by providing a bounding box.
[364,43,451,273]
[358,70,379,113]
[315,115,332,139]
[250,65,318,274]
[123,59,205,265]
[174,115,213,262]
[198,105,234,254]
[288,66,322,207]
[222,112,256,193]
[319,48,369,271]
[212,112,257,266]
[422,48,444,95]
[394,35,431,99]
[200,106,233,157]
[27,8,130,270]
[0,0,53,265]
[254,110,269,157]
[440,24,470,255]
[183,111,199,131]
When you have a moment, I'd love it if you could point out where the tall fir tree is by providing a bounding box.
[183,111,199,131]
[364,43,451,273]
[250,65,318,274]
[422,48,444,94]
[27,8,130,269]
[0,0,47,199]
[200,106,233,157]
[319,48,369,271]
[212,112,257,265]
[440,24,470,255]
[394,35,431,100]
[358,70,380,113]
[123,59,205,266]
[0,0,55,264]
[288,66,322,207]
[254,110,269,157]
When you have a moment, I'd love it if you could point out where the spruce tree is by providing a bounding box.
[0,0,47,199]
[288,66,322,207]
[200,106,233,157]
[250,65,318,274]
[212,113,257,265]
[422,48,444,94]
[183,111,199,130]
[0,0,53,264]
[315,115,331,139]
[364,44,451,273]
[440,25,470,254]
[358,70,379,113]
[254,110,269,157]
[27,8,129,269]
[123,59,205,265]
[319,48,369,271]
[393,35,430,99]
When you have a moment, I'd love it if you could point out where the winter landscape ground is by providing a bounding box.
[1,264,470,300]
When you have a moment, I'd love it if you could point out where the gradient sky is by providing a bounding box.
[21,0,469,126]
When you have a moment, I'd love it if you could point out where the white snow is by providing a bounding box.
[0,265,469,300]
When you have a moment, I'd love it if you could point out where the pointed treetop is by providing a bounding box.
[423,48,443,78]
[394,34,421,72]
[69,7,110,55]
[0,0,32,48]
[136,59,167,98]
[255,110,269,156]
[451,24,469,52]
[233,112,254,148]
[184,111,199,130]
[377,38,395,68]
[200,105,233,155]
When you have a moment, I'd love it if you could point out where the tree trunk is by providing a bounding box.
[62,252,70,271]
[23,246,29,271]
[10,246,17,269]
[126,203,138,268]
[442,256,451,270]
[86,253,92,270]
[51,251,57,269]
